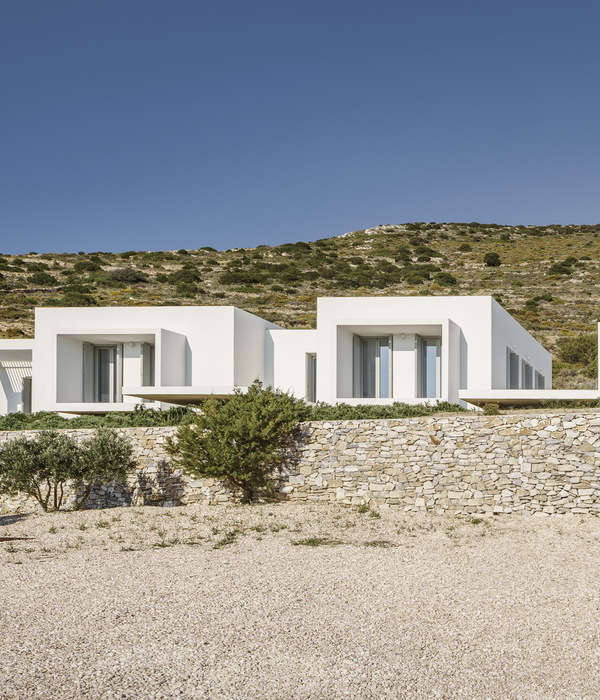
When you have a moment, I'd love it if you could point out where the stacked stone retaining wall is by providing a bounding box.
[2,413,600,515]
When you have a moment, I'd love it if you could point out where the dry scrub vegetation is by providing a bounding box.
[2,221,600,388]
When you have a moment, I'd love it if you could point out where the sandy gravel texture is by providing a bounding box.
[2,504,600,700]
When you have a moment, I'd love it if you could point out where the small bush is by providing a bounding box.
[434,271,457,286]
[45,291,98,307]
[27,271,57,286]
[0,431,80,511]
[483,252,501,267]
[73,260,102,272]
[169,267,202,284]
[100,268,149,286]
[548,262,572,275]
[558,333,597,377]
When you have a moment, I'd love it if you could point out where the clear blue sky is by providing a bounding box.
[2,0,599,254]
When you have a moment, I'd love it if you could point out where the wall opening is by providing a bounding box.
[507,349,519,389]
[305,353,317,402]
[353,336,391,398]
[417,336,442,398]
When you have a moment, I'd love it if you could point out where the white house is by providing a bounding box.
[0,295,595,415]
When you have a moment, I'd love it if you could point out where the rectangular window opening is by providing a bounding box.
[353,336,391,399]
[22,376,32,413]
[522,361,533,389]
[507,349,520,389]
[305,353,317,402]
[142,343,155,387]
[417,337,442,398]
[535,371,545,389]
[83,343,123,403]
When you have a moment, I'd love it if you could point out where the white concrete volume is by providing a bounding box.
[0,295,595,415]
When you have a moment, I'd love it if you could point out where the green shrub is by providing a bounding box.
[167,380,307,500]
[44,291,98,307]
[99,268,149,286]
[73,260,102,272]
[558,333,597,377]
[219,269,266,285]
[27,271,57,286]
[169,267,202,284]
[483,252,501,267]
[0,431,81,511]
[434,272,457,286]
[548,262,572,275]
[0,405,196,431]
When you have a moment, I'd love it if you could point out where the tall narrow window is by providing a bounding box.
[305,353,317,402]
[418,337,442,398]
[522,361,533,389]
[507,349,519,389]
[353,337,391,398]
[22,376,32,413]
[535,371,545,389]
[142,343,155,386]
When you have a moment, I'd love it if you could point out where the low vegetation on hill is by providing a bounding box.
[1,221,599,388]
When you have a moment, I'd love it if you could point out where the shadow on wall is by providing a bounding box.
[85,461,186,509]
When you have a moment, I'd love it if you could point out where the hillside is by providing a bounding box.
[1,222,599,389]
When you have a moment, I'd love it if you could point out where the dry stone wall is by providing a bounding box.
[3,413,600,515]
[287,413,600,515]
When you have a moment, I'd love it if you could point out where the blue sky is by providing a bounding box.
[2,0,599,254]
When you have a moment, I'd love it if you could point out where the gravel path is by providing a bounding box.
[2,504,600,699]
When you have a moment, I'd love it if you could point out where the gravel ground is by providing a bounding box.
[2,504,600,699]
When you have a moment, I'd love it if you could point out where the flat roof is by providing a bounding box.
[122,386,247,404]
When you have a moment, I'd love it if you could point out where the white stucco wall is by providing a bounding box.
[315,296,500,403]
[490,300,552,389]
[0,297,558,415]
[269,329,317,399]
[30,305,282,412]
[233,308,280,388]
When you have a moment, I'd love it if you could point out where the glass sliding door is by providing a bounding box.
[93,345,122,402]
[418,337,441,398]
[354,337,391,398]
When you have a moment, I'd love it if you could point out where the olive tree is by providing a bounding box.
[167,380,307,500]
[0,431,80,511]
[0,428,136,511]
[74,428,138,509]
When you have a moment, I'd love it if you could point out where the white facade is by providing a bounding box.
[0,296,569,415]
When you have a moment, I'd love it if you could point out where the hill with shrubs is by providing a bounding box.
[1,221,599,389]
